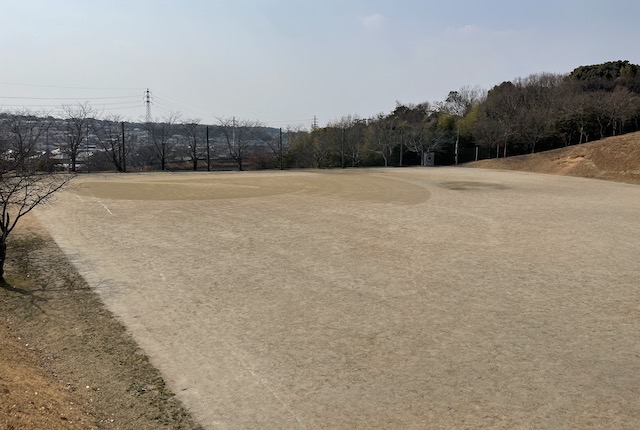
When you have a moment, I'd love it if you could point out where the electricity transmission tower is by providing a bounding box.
[145,88,152,123]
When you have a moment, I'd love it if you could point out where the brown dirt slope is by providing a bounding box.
[466,131,640,184]
[0,216,204,430]
[0,324,94,430]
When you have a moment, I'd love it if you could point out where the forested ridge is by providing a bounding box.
[288,60,640,168]
[2,60,640,171]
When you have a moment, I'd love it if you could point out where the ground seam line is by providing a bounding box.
[223,337,307,429]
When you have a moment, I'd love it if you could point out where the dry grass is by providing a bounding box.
[0,216,203,430]
[466,131,640,184]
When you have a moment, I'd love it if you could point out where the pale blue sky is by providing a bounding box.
[1,0,638,128]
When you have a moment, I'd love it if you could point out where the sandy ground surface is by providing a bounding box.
[35,168,640,429]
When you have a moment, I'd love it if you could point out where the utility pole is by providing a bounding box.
[454,128,459,165]
[312,115,318,130]
[232,116,236,149]
[86,122,90,173]
[121,121,127,173]
[399,131,403,167]
[145,88,152,123]
[341,126,345,168]
[206,125,211,171]
[279,127,283,170]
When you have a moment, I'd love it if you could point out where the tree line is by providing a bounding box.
[0,106,274,173]
[285,60,640,167]
[2,60,639,174]
[0,60,638,278]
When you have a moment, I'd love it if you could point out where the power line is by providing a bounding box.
[22,100,139,107]
[153,99,185,113]
[261,118,314,125]
[0,95,139,100]
[153,92,210,118]
[0,82,142,91]
[101,104,144,110]
[0,85,316,127]
[0,100,143,108]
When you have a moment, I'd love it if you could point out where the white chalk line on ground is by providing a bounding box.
[224,338,308,430]
[98,201,113,215]
[76,193,113,215]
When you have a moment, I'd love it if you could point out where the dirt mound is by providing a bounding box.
[466,131,640,184]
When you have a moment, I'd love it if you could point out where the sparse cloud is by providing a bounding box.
[360,13,385,30]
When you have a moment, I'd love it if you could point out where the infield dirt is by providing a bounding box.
[28,167,640,429]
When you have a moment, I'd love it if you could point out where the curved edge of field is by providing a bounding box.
[465,131,640,184]
[0,215,204,430]
[4,150,640,429]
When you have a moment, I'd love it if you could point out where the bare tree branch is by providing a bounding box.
[0,110,74,278]
[217,117,262,171]
[58,102,95,172]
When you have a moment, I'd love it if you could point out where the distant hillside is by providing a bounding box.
[466,131,640,185]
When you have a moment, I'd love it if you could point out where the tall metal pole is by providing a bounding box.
[399,131,403,167]
[454,128,459,165]
[86,122,90,173]
[121,121,127,173]
[279,128,283,170]
[206,125,211,171]
[341,127,345,168]
[232,116,236,148]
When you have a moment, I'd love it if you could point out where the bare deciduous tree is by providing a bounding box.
[58,102,95,172]
[444,85,486,117]
[217,117,261,171]
[0,111,74,278]
[93,115,133,172]
[600,87,640,136]
[513,73,563,153]
[344,118,367,168]
[472,112,508,157]
[144,113,180,171]
[481,81,522,157]
[405,117,450,164]
[181,119,202,171]
[366,114,397,167]
[311,127,335,168]
[262,127,292,170]
[553,82,597,145]
[0,110,51,167]
[329,116,366,168]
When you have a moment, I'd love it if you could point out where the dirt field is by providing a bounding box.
[29,168,640,429]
